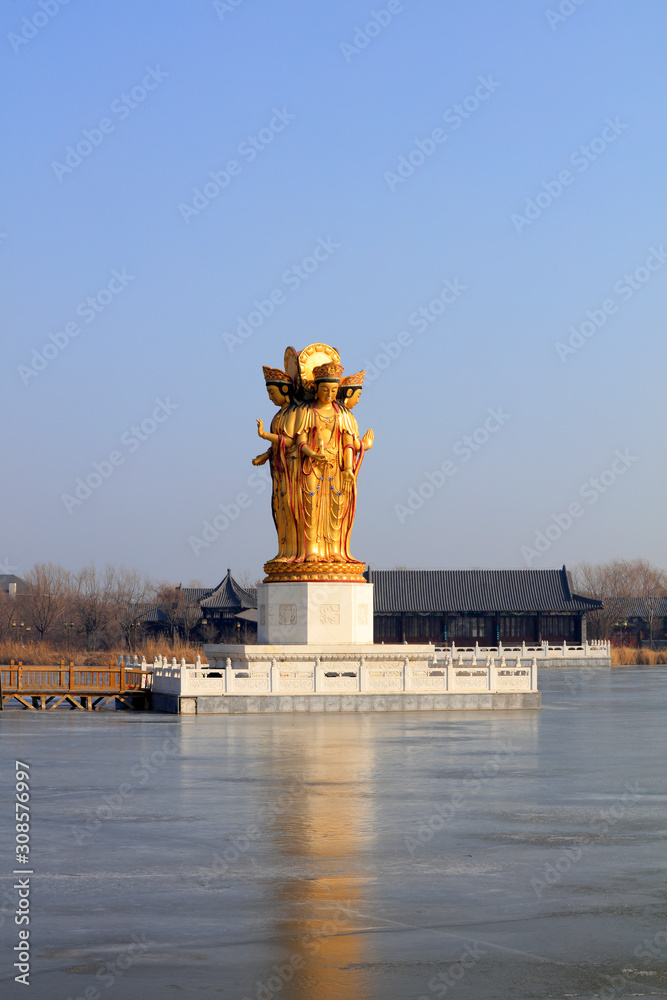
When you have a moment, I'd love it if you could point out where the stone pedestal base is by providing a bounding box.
[257,581,373,645]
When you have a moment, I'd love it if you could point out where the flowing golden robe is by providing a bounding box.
[268,404,300,561]
[293,401,355,562]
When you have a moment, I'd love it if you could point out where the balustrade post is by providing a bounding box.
[359,657,367,693]
[225,657,233,693]
[270,658,279,693]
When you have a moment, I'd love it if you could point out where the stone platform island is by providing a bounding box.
[154,342,542,714]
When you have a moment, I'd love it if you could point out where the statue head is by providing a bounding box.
[312,362,343,404]
[338,371,365,409]
[262,366,293,407]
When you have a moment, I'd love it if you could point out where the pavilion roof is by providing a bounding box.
[200,569,257,611]
[366,567,602,614]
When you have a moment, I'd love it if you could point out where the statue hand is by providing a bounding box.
[257,418,265,439]
[362,429,374,450]
[343,470,355,490]
[252,453,269,466]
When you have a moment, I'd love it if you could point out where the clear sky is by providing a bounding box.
[3,0,666,586]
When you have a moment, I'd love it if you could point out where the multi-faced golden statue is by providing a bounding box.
[254,344,373,582]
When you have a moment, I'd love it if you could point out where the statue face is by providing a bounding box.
[344,388,362,410]
[267,384,286,406]
[316,382,338,403]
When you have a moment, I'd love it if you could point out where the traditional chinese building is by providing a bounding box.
[367,566,601,645]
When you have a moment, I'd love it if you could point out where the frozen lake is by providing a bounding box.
[1,667,666,1000]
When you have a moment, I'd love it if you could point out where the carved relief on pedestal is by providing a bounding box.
[319,603,340,625]
[357,604,369,625]
[279,604,297,626]
[259,606,266,626]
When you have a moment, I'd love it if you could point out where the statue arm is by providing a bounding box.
[257,418,293,447]
[252,447,272,466]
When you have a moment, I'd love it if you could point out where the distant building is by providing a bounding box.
[0,574,28,597]
[367,566,601,645]
[199,570,257,639]
[139,565,604,648]
[140,570,258,643]
[611,598,667,646]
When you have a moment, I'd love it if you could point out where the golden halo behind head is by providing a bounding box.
[298,343,341,394]
[284,346,300,386]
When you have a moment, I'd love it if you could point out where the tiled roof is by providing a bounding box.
[0,574,28,593]
[235,608,258,623]
[137,606,169,624]
[200,569,257,611]
[366,567,602,613]
[614,597,667,618]
[180,587,213,602]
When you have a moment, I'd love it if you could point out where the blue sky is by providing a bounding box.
[3,0,666,585]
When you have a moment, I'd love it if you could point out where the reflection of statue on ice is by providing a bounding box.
[254,344,373,581]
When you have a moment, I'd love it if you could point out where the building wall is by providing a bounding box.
[374,612,584,645]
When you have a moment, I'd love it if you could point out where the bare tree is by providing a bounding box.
[237,569,262,592]
[70,564,115,651]
[108,567,153,650]
[572,558,667,641]
[631,559,667,645]
[155,584,202,646]
[0,591,16,642]
[20,563,70,641]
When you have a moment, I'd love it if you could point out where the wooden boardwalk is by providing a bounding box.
[0,662,152,711]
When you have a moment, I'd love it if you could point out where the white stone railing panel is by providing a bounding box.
[152,649,542,697]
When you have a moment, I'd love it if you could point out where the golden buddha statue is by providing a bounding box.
[255,345,372,582]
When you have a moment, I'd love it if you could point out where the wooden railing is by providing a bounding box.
[0,661,152,694]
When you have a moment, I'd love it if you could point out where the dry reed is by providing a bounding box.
[610,645,667,665]
[0,637,208,667]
